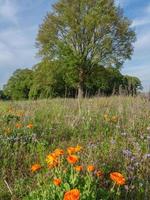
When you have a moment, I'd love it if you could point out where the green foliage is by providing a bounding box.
[3,69,33,100]
[36,0,136,96]
[0,90,10,100]
[2,63,142,99]
[122,75,143,96]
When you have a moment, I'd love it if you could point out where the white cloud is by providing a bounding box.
[134,32,150,51]
[0,0,18,24]
[0,26,38,70]
[132,18,150,27]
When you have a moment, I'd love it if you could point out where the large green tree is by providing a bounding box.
[3,69,33,100]
[36,0,136,97]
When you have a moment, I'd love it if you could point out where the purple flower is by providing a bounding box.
[122,149,132,156]
[143,154,150,159]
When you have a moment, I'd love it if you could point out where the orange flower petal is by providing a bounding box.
[64,189,80,200]
[110,172,125,185]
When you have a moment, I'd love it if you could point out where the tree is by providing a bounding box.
[29,60,67,99]
[122,75,142,96]
[36,0,136,97]
[3,69,33,100]
[0,90,10,100]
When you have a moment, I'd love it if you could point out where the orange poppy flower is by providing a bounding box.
[67,155,78,164]
[54,148,64,157]
[27,123,33,128]
[15,123,22,128]
[87,165,95,172]
[64,189,80,200]
[110,172,125,185]
[53,178,62,186]
[31,163,41,172]
[74,165,83,172]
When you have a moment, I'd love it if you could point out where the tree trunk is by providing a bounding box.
[78,68,84,98]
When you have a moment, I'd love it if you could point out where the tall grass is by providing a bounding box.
[0,96,149,199]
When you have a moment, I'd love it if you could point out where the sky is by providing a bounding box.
[0,0,150,91]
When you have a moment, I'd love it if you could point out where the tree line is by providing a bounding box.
[0,0,143,100]
[1,61,142,100]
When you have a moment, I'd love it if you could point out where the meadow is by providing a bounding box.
[0,96,149,200]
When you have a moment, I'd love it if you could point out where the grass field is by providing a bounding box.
[0,96,149,200]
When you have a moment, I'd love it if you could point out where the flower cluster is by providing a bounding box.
[31,145,126,199]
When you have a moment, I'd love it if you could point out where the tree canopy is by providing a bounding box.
[3,69,33,100]
[1,0,141,100]
[36,0,136,97]
[2,63,142,100]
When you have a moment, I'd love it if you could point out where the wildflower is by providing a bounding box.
[111,116,118,123]
[64,189,80,200]
[96,170,103,177]
[46,154,55,164]
[54,148,64,157]
[74,165,83,172]
[75,145,82,152]
[110,172,125,185]
[67,145,82,155]
[27,123,33,128]
[15,123,22,128]
[31,163,41,172]
[67,147,77,155]
[67,155,78,164]
[46,154,58,168]
[53,178,62,186]
[104,114,110,122]
[122,149,132,157]
[87,165,95,172]
[143,153,150,159]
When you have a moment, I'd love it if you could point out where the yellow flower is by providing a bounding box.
[75,145,82,152]
[104,114,110,122]
[54,148,64,157]
[46,154,58,168]
[67,145,82,155]
[111,116,118,123]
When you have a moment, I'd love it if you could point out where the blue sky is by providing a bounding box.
[0,0,150,91]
